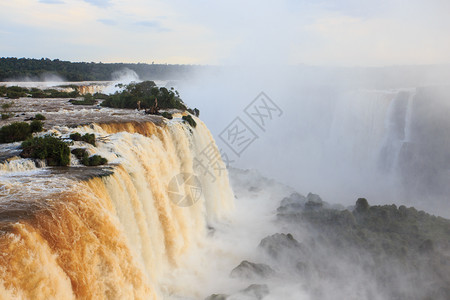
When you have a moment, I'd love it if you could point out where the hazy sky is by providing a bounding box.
[1,0,449,66]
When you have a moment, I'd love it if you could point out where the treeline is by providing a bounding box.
[0,57,207,81]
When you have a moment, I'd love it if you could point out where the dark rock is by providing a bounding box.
[230,260,275,279]
[259,233,304,260]
[355,198,369,214]
[277,192,306,214]
[304,193,324,211]
[280,192,307,207]
[205,294,228,300]
[239,284,269,299]
[306,192,323,203]
[419,239,434,253]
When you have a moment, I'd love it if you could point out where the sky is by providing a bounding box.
[1,0,450,66]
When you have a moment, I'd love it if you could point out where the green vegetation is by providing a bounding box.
[187,108,200,117]
[161,112,173,119]
[29,120,43,133]
[92,92,108,100]
[182,115,197,128]
[30,88,79,98]
[87,155,108,166]
[69,93,97,105]
[280,197,450,258]
[275,195,450,299]
[71,148,108,166]
[5,86,27,99]
[34,113,46,120]
[0,121,43,143]
[21,135,71,166]
[0,85,79,99]
[70,132,96,146]
[100,81,187,111]
[1,102,13,120]
[0,57,207,81]
[1,102,13,110]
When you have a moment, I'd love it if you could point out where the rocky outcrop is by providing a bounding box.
[205,284,270,300]
[259,233,306,260]
[238,284,269,300]
[230,260,275,279]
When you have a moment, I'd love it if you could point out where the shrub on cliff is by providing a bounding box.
[161,112,173,119]
[182,115,197,128]
[21,135,71,166]
[87,155,108,166]
[100,81,187,111]
[70,132,96,146]
[29,120,44,133]
[69,93,97,105]
[187,108,200,117]
[30,88,79,98]
[5,86,27,99]
[0,121,43,143]
[1,113,11,120]
[34,114,46,120]
[71,148,108,166]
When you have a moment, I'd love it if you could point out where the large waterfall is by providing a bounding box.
[0,119,234,299]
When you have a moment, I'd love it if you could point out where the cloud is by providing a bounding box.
[38,0,64,4]
[98,19,117,26]
[1,0,450,65]
[82,0,111,8]
[134,20,169,32]
[135,21,159,27]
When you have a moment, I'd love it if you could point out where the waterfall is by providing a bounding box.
[0,118,234,299]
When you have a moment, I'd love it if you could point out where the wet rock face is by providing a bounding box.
[205,284,270,300]
[277,192,326,217]
[205,294,228,300]
[258,233,305,260]
[230,260,275,279]
[239,284,269,300]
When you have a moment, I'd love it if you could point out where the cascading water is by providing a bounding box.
[0,118,234,299]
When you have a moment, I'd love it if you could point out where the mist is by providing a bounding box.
[5,72,66,87]
[173,65,450,218]
[161,0,450,220]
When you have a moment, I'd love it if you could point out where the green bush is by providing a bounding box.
[182,115,197,128]
[1,113,11,120]
[88,155,108,166]
[161,112,173,119]
[0,122,42,143]
[0,86,6,97]
[34,114,46,120]
[93,92,108,100]
[6,90,26,99]
[187,108,200,117]
[71,148,88,160]
[69,93,97,105]
[30,120,44,133]
[100,81,187,111]
[69,132,82,141]
[1,102,13,110]
[21,135,71,166]
[71,148,107,166]
[29,88,79,99]
[69,132,96,146]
